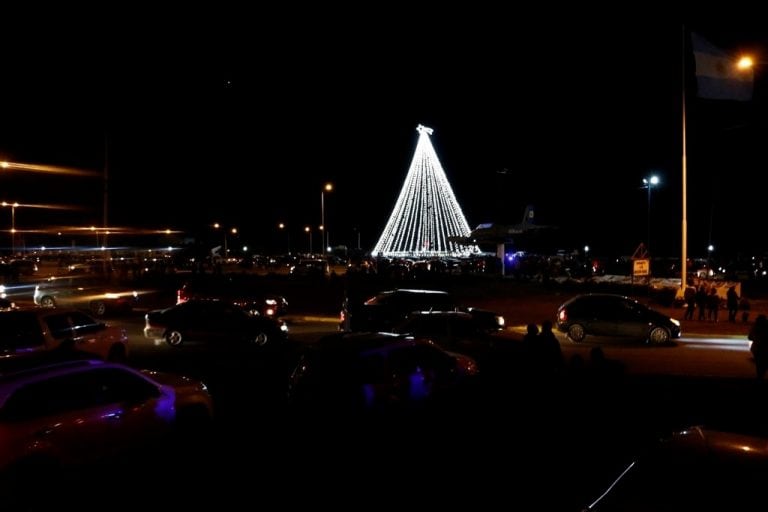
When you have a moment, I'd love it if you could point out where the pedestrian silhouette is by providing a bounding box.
[707,286,719,322]
[521,323,539,362]
[684,285,696,320]
[588,346,625,382]
[740,296,751,323]
[696,285,708,321]
[537,320,565,376]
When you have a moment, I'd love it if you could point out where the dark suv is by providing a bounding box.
[340,288,504,333]
[555,293,681,345]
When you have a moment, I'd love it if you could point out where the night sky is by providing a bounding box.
[2,18,768,259]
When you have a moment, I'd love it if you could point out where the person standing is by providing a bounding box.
[726,286,740,323]
[707,286,719,323]
[696,285,708,321]
[684,285,696,320]
[538,320,565,377]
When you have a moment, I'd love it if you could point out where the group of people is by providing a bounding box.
[683,284,748,323]
[522,322,624,383]
[522,320,564,376]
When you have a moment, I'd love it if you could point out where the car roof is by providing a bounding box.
[562,293,635,305]
[405,310,473,319]
[315,332,434,355]
[1,306,96,316]
[0,358,124,405]
[390,289,449,295]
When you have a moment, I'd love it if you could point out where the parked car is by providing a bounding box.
[0,308,128,362]
[33,275,139,317]
[144,299,289,347]
[177,276,288,317]
[289,259,330,278]
[390,310,507,357]
[340,288,504,333]
[581,424,768,511]
[0,358,213,497]
[556,293,681,345]
[8,259,38,277]
[287,332,479,411]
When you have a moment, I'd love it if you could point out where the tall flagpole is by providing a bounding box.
[681,25,688,296]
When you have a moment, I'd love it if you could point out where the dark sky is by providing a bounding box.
[2,18,768,259]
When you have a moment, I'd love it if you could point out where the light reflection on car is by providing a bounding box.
[287,332,479,412]
[0,358,213,487]
[33,275,139,317]
[144,299,289,348]
[582,424,768,511]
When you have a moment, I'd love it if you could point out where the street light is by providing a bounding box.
[584,245,591,275]
[643,175,660,257]
[305,226,313,254]
[213,223,237,259]
[708,244,715,277]
[278,223,290,254]
[321,183,333,253]
[2,202,18,256]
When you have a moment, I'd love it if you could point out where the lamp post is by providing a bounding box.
[584,245,590,275]
[278,223,290,254]
[305,226,313,254]
[321,183,333,253]
[2,202,18,256]
[708,244,715,278]
[213,223,237,260]
[643,175,659,257]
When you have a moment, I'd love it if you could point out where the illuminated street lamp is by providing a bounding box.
[213,223,238,258]
[278,222,290,254]
[708,244,715,277]
[321,183,333,253]
[643,175,660,257]
[2,201,18,256]
[738,55,754,70]
[305,226,313,254]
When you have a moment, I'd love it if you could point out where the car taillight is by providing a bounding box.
[558,309,567,322]
[177,289,187,304]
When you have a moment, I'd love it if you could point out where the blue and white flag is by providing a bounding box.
[692,32,753,101]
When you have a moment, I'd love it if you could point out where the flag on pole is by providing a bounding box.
[692,32,753,101]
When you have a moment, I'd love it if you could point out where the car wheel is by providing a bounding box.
[567,324,586,342]
[91,300,107,316]
[165,330,184,347]
[253,332,269,346]
[40,296,56,308]
[648,326,671,345]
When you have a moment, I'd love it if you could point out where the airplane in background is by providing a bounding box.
[450,205,557,245]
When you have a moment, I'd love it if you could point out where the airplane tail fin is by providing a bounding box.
[522,205,535,226]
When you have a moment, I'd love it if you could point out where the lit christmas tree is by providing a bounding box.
[372,124,479,257]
